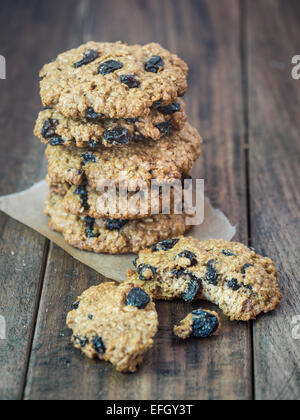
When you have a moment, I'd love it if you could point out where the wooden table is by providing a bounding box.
[0,0,299,401]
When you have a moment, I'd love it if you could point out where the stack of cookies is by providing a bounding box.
[34,41,202,254]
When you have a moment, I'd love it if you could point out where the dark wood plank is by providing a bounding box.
[0,0,88,400]
[0,0,49,400]
[246,0,300,400]
[25,0,252,400]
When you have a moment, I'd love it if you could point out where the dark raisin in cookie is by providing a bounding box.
[74,49,98,68]
[126,287,151,309]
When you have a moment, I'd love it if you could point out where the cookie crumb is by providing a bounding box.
[174,309,221,339]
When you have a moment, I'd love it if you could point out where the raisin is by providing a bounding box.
[155,121,171,137]
[74,335,88,348]
[71,301,80,310]
[85,229,100,239]
[84,216,100,238]
[137,264,156,281]
[81,153,97,166]
[120,74,140,88]
[172,268,186,278]
[145,56,164,73]
[205,259,218,285]
[151,100,163,109]
[152,238,180,252]
[42,118,58,138]
[222,250,236,257]
[88,315,93,320]
[182,275,200,302]
[126,287,151,309]
[74,185,87,196]
[74,49,98,68]
[98,60,123,75]
[133,257,138,267]
[74,185,88,195]
[104,127,132,145]
[191,310,219,338]
[48,136,65,146]
[133,132,146,142]
[125,117,139,124]
[175,250,197,267]
[106,219,128,231]
[92,336,105,355]
[241,263,254,276]
[85,107,105,120]
[156,102,181,115]
[74,181,89,210]
[245,285,253,291]
[227,278,241,291]
[88,139,97,148]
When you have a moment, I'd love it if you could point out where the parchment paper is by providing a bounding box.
[0,181,236,282]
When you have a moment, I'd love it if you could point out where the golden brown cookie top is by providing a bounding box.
[126,236,281,320]
[67,282,158,372]
[40,41,188,120]
[34,99,187,148]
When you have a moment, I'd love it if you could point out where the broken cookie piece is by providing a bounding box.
[66,282,158,372]
[126,236,282,321]
[174,309,221,339]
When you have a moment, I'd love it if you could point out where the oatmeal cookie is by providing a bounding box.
[67,282,158,372]
[50,183,188,220]
[126,237,281,321]
[45,193,190,254]
[40,41,188,120]
[48,181,70,196]
[174,309,221,339]
[46,123,202,189]
[34,100,186,147]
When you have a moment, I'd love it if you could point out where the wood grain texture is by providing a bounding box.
[0,0,89,400]
[246,0,300,400]
[0,0,50,400]
[24,0,252,400]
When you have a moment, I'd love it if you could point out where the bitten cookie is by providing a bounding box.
[45,193,190,254]
[174,309,221,339]
[126,237,282,321]
[40,41,188,120]
[34,100,187,148]
[45,122,202,190]
[67,282,158,372]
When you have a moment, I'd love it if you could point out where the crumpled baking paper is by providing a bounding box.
[0,181,236,282]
